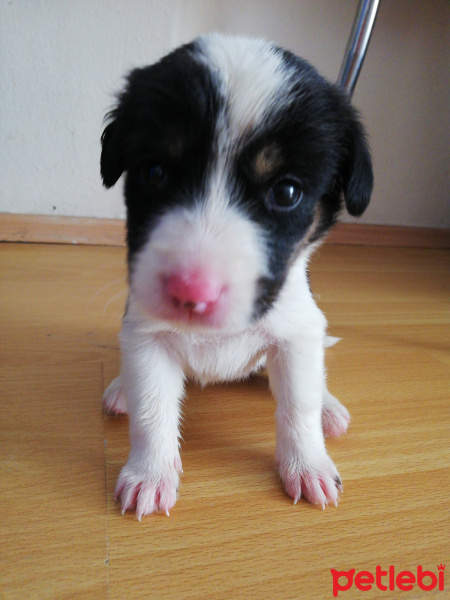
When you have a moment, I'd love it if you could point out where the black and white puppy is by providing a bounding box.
[101,33,373,520]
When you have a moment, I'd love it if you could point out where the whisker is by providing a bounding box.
[103,289,128,315]
[89,276,127,304]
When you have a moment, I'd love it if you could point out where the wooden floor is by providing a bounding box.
[0,242,449,600]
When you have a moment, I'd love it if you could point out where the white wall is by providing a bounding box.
[1,0,177,220]
[1,0,449,227]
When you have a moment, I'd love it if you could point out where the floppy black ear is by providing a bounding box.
[341,116,374,217]
[100,119,124,188]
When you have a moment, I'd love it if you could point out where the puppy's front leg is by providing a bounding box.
[115,324,184,519]
[268,331,342,508]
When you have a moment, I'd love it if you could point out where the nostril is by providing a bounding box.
[165,271,222,313]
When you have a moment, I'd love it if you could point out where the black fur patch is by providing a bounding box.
[101,37,373,316]
[101,42,223,263]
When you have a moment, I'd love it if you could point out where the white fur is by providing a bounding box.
[131,200,267,332]
[109,248,345,517]
[106,35,348,518]
[197,34,291,140]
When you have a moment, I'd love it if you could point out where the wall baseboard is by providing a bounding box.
[324,223,450,248]
[0,213,126,246]
[0,213,449,249]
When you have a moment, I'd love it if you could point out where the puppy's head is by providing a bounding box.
[101,34,373,332]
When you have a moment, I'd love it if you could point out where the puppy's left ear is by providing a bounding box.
[101,117,125,189]
[341,114,374,217]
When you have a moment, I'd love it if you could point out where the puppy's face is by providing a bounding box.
[101,34,373,332]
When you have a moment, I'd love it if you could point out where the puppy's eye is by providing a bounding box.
[265,178,303,211]
[141,164,168,187]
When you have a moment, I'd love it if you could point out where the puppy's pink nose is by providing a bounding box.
[166,271,222,314]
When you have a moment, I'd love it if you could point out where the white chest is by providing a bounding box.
[177,328,270,385]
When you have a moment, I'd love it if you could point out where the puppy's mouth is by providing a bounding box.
[170,297,219,319]
[161,288,228,330]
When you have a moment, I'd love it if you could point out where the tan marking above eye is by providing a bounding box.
[253,144,282,179]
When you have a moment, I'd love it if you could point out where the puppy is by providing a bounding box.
[101,33,373,520]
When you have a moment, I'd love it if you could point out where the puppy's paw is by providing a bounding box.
[278,451,342,508]
[115,455,182,520]
[103,376,127,415]
[321,390,350,438]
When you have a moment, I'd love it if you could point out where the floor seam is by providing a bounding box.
[101,361,112,600]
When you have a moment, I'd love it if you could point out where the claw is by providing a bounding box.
[115,465,180,519]
[334,475,343,492]
[281,459,342,508]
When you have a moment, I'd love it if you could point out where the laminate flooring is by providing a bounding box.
[1,242,448,599]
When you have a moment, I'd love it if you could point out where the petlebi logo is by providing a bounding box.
[330,564,445,597]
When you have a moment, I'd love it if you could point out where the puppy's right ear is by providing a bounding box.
[101,117,124,188]
[341,116,373,217]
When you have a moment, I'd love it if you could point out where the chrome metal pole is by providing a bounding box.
[337,0,380,97]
